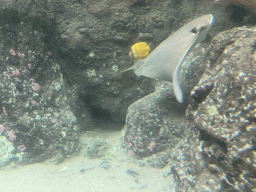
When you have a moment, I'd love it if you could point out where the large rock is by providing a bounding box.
[124,25,256,191]
[174,26,256,191]
[0,11,80,166]
[123,82,186,162]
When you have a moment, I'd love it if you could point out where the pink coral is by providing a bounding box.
[127,149,136,157]
[6,129,16,141]
[17,145,26,152]
[32,83,40,92]
[0,124,5,134]
[149,141,157,151]
[2,106,7,116]
[11,69,21,81]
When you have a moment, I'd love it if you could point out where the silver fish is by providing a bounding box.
[125,14,214,103]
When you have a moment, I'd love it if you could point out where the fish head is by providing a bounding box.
[188,14,214,45]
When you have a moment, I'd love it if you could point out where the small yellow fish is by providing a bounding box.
[129,42,150,60]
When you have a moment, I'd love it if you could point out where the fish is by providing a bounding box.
[124,14,214,103]
[129,42,150,60]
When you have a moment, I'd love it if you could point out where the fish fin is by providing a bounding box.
[122,60,144,74]
[172,37,198,103]
[173,71,183,103]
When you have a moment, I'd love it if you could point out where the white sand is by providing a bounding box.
[0,127,175,192]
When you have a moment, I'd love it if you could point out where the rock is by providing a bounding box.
[0,22,80,166]
[123,81,186,159]
[0,136,16,167]
[175,26,256,191]
[86,139,109,159]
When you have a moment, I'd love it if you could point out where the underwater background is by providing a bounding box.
[0,0,256,191]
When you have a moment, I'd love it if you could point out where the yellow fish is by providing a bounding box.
[129,42,150,60]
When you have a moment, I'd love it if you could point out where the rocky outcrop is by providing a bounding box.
[175,26,256,191]
[123,82,186,165]
[0,0,255,171]
[124,25,256,191]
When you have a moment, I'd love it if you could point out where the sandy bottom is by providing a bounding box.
[0,126,175,192]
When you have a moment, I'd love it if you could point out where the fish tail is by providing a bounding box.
[173,64,184,103]
[173,79,183,103]
[122,60,144,73]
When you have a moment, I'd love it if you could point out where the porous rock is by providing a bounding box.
[173,26,256,191]
[0,16,80,166]
[0,136,16,167]
[123,81,186,163]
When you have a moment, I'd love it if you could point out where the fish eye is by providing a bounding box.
[190,27,197,34]
[191,26,206,34]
